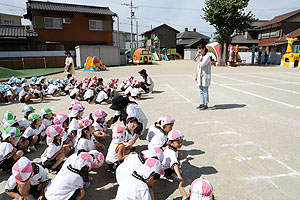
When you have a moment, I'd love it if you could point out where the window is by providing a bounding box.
[44,17,62,29]
[56,45,64,51]
[4,19,14,25]
[63,18,71,24]
[89,20,104,31]
[37,45,47,51]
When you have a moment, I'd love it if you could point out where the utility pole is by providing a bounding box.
[122,0,137,48]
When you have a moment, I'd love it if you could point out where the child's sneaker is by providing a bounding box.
[29,146,37,152]
[38,140,46,145]
[49,168,58,174]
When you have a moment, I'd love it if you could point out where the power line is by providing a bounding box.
[0,2,25,10]
[121,0,138,48]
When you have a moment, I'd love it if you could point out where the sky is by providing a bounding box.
[1,0,300,39]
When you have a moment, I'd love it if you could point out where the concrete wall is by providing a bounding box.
[184,49,198,60]
[75,45,120,67]
[0,13,22,25]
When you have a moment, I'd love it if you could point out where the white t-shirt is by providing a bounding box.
[92,121,107,132]
[23,124,46,139]
[106,142,121,164]
[75,138,94,153]
[13,86,22,94]
[68,118,79,133]
[131,88,140,97]
[116,153,145,185]
[47,84,58,95]
[146,123,163,142]
[18,118,30,129]
[65,57,74,66]
[44,165,83,200]
[125,131,137,142]
[162,145,179,170]
[34,88,45,95]
[18,89,27,100]
[41,142,63,163]
[29,87,35,94]
[69,88,79,97]
[96,90,108,103]
[43,118,53,128]
[126,103,148,133]
[5,163,49,191]
[147,130,167,150]
[5,90,13,97]
[115,175,151,200]
[83,89,94,99]
[0,142,13,162]
[124,86,132,95]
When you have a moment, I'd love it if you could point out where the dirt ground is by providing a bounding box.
[1,60,300,199]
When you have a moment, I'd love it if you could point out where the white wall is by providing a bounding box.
[75,45,121,67]
[184,49,198,60]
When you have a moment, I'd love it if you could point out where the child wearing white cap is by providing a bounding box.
[22,113,46,151]
[115,158,163,200]
[179,177,214,200]
[116,147,164,186]
[147,114,175,149]
[41,125,67,174]
[44,152,92,200]
[19,83,33,103]
[5,157,50,200]
[0,127,23,172]
[105,124,129,171]
[162,129,184,182]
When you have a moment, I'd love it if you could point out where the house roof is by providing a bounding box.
[177,31,210,40]
[231,34,258,44]
[142,24,180,35]
[256,9,300,28]
[26,0,116,16]
[0,25,38,37]
[176,38,203,47]
[276,27,300,43]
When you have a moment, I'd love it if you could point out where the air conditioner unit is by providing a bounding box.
[63,18,71,24]
[24,25,34,32]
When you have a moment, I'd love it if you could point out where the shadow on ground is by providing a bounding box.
[210,104,246,110]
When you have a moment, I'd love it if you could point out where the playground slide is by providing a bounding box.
[153,53,159,61]
[176,52,182,59]
[164,54,169,61]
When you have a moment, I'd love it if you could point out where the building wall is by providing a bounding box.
[281,22,300,35]
[143,26,177,48]
[0,13,22,25]
[31,10,113,49]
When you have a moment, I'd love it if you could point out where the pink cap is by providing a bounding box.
[112,124,126,144]
[190,177,213,200]
[89,150,105,168]
[54,114,68,126]
[135,158,164,180]
[142,147,164,162]
[71,152,92,171]
[160,115,175,128]
[92,109,107,120]
[168,129,184,141]
[76,119,92,129]
[12,157,33,184]
[45,125,64,138]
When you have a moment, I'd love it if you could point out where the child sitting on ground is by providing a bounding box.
[22,113,46,152]
[95,85,111,104]
[147,115,175,149]
[162,129,184,182]
[0,127,23,172]
[120,76,134,91]
[18,105,36,131]
[41,125,67,174]
[5,157,50,200]
[19,83,33,104]
[84,82,96,104]
[105,124,129,171]
[68,103,85,148]
[41,107,55,130]
[179,177,214,200]
[54,113,73,149]
[34,81,45,102]
[3,120,29,151]
[90,109,113,140]
[124,115,139,152]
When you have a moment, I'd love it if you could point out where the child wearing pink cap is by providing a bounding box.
[68,103,85,147]
[120,76,134,91]
[41,125,66,174]
[116,147,164,186]
[84,82,97,104]
[162,129,184,182]
[5,157,50,200]
[95,85,111,104]
[115,158,163,200]
[53,113,73,148]
[0,127,23,172]
[105,124,129,171]
[88,109,112,140]
[75,119,105,153]
[44,152,92,200]
[179,177,214,200]
[147,114,175,149]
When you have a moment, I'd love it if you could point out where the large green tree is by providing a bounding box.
[203,0,256,65]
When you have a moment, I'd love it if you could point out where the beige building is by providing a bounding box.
[0,13,22,25]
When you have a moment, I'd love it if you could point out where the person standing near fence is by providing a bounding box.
[64,51,74,78]
[195,45,211,110]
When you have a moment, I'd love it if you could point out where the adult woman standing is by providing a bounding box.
[195,45,211,110]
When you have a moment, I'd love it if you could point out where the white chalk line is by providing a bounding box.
[240,172,298,181]
[238,73,300,86]
[221,141,254,147]
[164,84,191,103]
[215,74,300,95]
[213,81,300,109]
[222,82,300,86]
[207,131,241,136]
[194,121,223,125]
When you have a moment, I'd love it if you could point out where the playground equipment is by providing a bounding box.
[84,56,106,71]
[133,48,153,64]
[281,38,300,68]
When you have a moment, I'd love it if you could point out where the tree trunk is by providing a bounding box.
[218,42,226,66]
[224,42,229,65]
